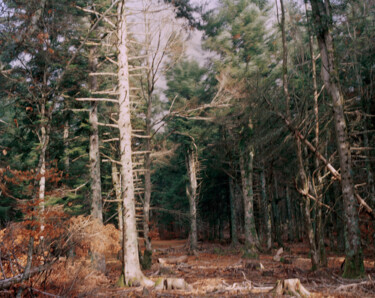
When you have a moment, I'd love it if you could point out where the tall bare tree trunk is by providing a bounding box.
[240,147,260,256]
[305,0,327,268]
[310,0,364,278]
[89,48,103,223]
[186,147,198,252]
[117,1,153,286]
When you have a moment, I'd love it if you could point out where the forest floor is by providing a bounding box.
[94,239,375,297]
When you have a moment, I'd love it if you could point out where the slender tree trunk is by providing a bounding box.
[142,92,152,253]
[229,177,239,246]
[185,147,198,252]
[280,0,290,121]
[89,48,103,223]
[142,7,153,255]
[143,151,152,252]
[272,176,282,247]
[111,162,123,244]
[235,182,244,234]
[38,101,49,239]
[297,137,320,269]
[239,148,260,255]
[285,186,294,241]
[260,166,272,250]
[310,0,364,278]
[305,0,327,268]
[63,120,69,172]
[117,1,153,286]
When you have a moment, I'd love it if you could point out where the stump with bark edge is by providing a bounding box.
[272,278,311,297]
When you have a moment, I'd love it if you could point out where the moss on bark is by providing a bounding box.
[342,253,365,279]
[140,249,153,270]
[116,272,126,287]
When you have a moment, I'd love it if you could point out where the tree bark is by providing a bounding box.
[305,0,327,268]
[310,0,364,278]
[143,96,152,253]
[280,0,290,121]
[260,166,272,250]
[296,137,320,269]
[272,175,282,247]
[89,48,103,223]
[285,186,294,242]
[38,101,50,238]
[63,120,70,172]
[111,162,123,245]
[185,147,198,252]
[229,177,239,246]
[117,0,153,287]
[239,148,260,255]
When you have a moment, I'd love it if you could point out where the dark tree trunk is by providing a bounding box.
[310,0,364,278]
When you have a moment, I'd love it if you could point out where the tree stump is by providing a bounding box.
[272,278,311,297]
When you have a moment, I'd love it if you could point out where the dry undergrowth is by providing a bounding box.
[46,216,121,295]
[0,215,121,296]
[67,215,120,258]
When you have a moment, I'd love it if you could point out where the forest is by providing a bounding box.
[0,0,375,296]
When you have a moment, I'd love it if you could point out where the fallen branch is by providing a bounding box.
[0,263,53,289]
[336,280,375,291]
[265,97,375,218]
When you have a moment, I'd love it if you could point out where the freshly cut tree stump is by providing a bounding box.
[158,255,188,265]
[272,278,311,297]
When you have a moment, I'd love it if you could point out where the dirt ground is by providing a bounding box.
[98,239,375,297]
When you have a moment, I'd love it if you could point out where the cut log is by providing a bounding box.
[158,255,188,265]
[272,279,311,297]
